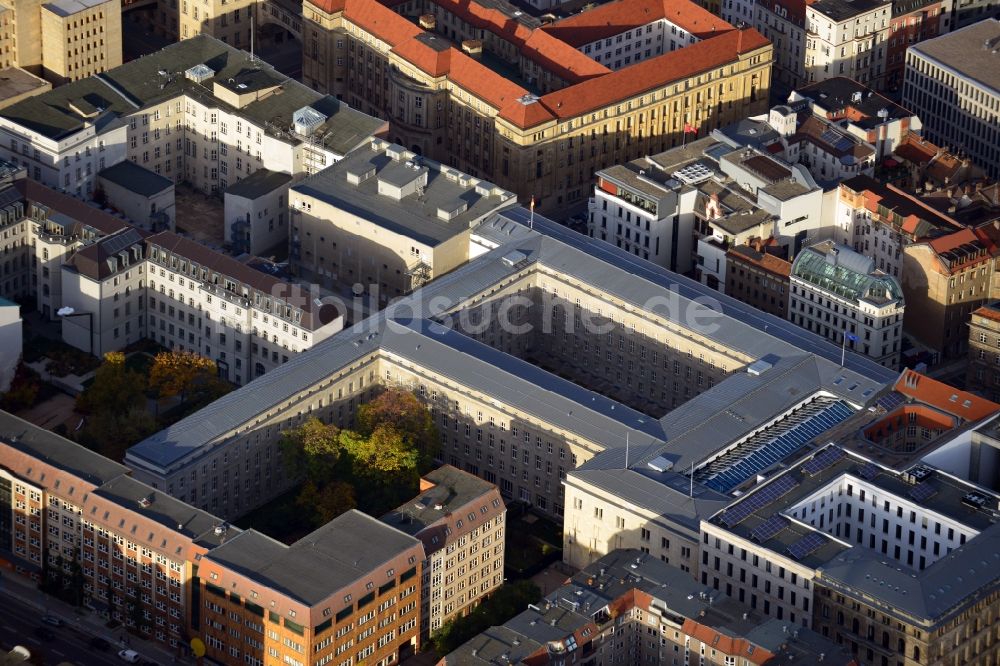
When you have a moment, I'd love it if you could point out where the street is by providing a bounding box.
[0,592,157,666]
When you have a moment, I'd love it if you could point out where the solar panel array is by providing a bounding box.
[700,399,854,493]
[856,462,881,480]
[909,481,937,502]
[801,447,846,476]
[786,532,827,560]
[751,515,789,542]
[719,475,800,527]
[876,392,905,412]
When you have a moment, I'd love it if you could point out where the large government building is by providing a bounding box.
[299,0,774,210]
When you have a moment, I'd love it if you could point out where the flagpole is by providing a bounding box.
[529,196,535,230]
[624,432,629,469]
[841,330,847,367]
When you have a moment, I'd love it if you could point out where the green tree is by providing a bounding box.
[76,352,145,414]
[280,418,341,482]
[340,425,419,477]
[297,480,357,526]
[357,388,439,470]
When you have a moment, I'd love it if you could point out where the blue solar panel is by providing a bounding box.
[702,399,854,493]
[751,515,789,542]
[786,532,827,560]
[718,475,800,527]
[802,447,846,476]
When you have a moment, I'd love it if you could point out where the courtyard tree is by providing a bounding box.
[76,351,145,414]
[280,417,341,482]
[357,388,439,470]
[148,349,224,403]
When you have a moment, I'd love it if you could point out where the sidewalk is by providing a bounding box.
[1,572,191,665]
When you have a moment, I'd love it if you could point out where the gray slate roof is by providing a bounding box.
[99,161,173,197]
[203,510,421,606]
[126,206,895,475]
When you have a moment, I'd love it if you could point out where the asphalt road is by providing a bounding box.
[0,593,143,666]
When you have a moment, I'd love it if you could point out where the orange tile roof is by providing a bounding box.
[893,132,938,165]
[448,54,530,111]
[681,619,775,665]
[544,0,730,46]
[391,37,453,77]
[343,0,421,46]
[973,304,1000,325]
[926,227,978,254]
[503,28,768,126]
[893,369,1000,422]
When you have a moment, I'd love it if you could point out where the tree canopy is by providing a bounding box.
[148,349,224,402]
[430,581,542,655]
[357,388,439,470]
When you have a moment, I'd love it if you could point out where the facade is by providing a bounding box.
[381,465,505,638]
[885,0,948,92]
[903,19,1000,180]
[223,169,292,256]
[589,135,821,285]
[59,228,344,384]
[0,0,120,84]
[0,409,427,664]
[301,0,773,210]
[805,0,891,90]
[725,239,791,318]
[726,0,807,98]
[902,227,995,359]
[968,302,1000,400]
[701,444,1000,665]
[39,0,122,85]
[198,511,425,666]
[98,160,176,232]
[0,35,386,199]
[0,296,21,391]
[441,549,855,665]
[790,241,904,368]
[951,0,999,28]
[124,206,895,526]
[0,410,227,652]
[290,138,516,300]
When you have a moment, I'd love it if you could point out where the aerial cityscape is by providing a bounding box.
[0,0,997,662]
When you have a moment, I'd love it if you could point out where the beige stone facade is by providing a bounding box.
[967,303,1000,401]
[40,0,122,84]
[0,0,121,84]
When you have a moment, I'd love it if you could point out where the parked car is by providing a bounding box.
[40,615,63,627]
[89,636,111,651]
[117,649,141,663]
[33,627,54,641]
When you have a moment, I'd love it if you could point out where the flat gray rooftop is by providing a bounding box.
[99,160,173,198]
[381,465,499,537]
[291,143,515,246]
[204,510,420,606]
[712,445,1000,624]
[224,169,292,200]
[908,19,1000,94]
[126,206,895,475]
[42,0,107,16]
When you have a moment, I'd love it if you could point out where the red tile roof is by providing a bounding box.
[343,0,421,46]
[392,37,453,77]
[973,304,1000,325]
[681,619,775,665]
[544,0,731,45]
[448,52,530,111]
[893,132,938,165]
[501,28,768,127]
[893,369,1000,422]
[926,227,978,254]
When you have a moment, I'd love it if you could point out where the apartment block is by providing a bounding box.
[885,0,949,92]
[790,241,904,368]
[289,138,516,300]
[40,0,122,85]
[442,549,855,665]
[725,238,791,318]
[968,302,1000,400]
[0,0,120,84]
[701,444,1000,665]
[301,0,773,210]
[903,19,1000,179]
[0,410,228,651]
[903,227,996,359]
[0,35,385,199]
[589,135,821,283]
[805,0,891,90]
[58,227,344,383]
[197,511,424,666]
[724,0,806,98]
[381,465,505,638]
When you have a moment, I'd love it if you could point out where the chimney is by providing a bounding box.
[461,39,483,60]
[419,13,436,29]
